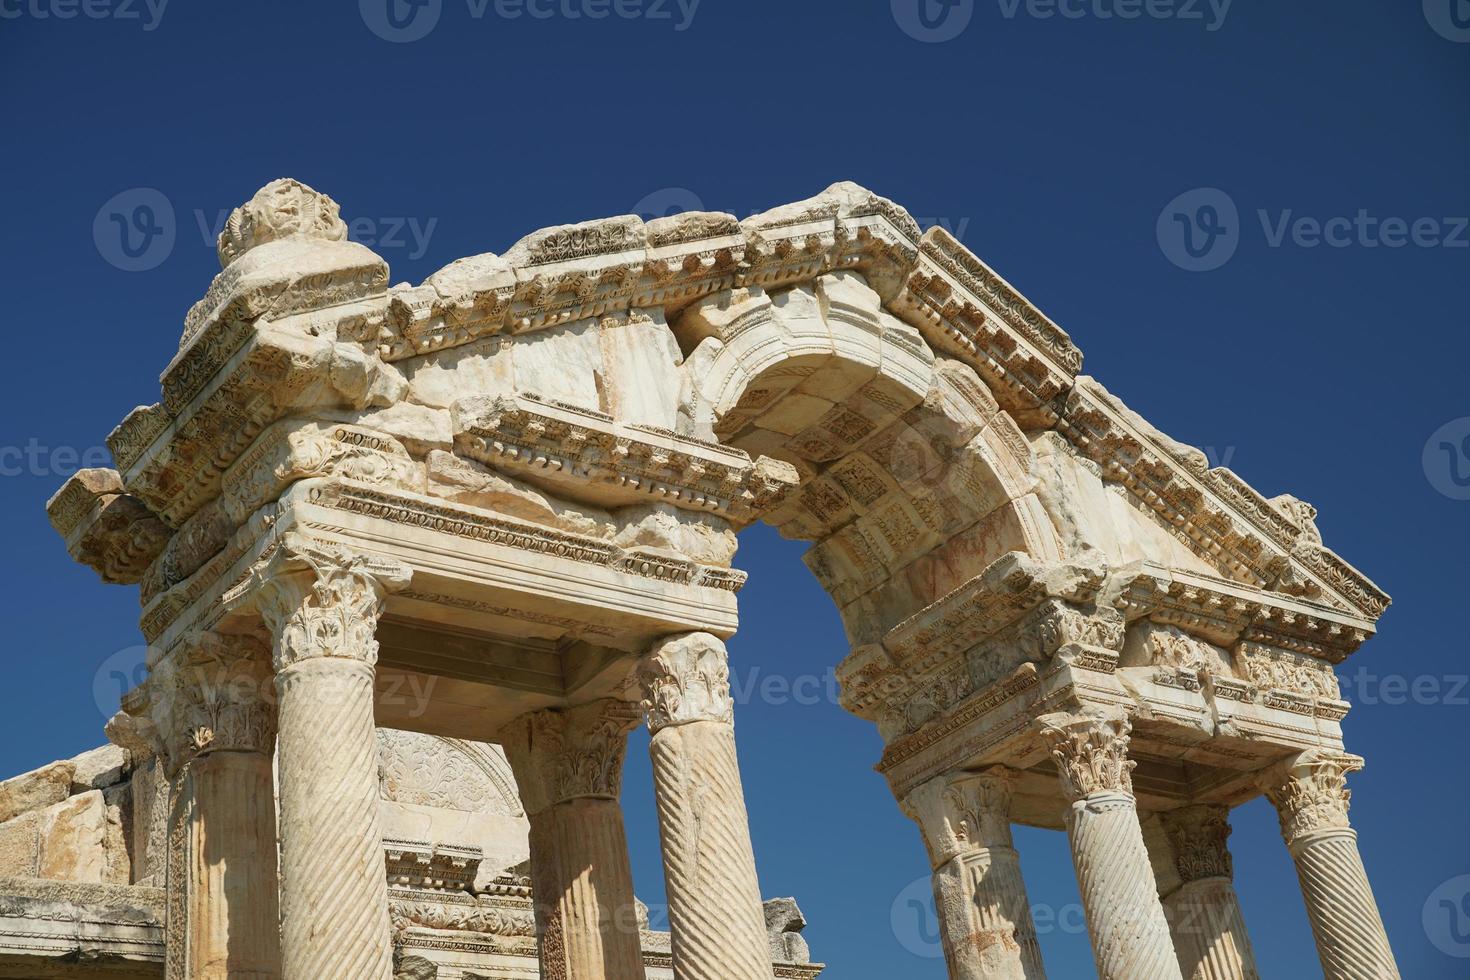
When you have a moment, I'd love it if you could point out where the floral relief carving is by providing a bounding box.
[1037,709,1136,800]
[638,632,735,731]
[251,537,411,670]
[1262,749,1362,844]
[498,700,638,816]
[378,730,523,817]
[1160,805,1234,883]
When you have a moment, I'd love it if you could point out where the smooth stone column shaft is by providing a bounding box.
[276,658,394,980]
[187,751,283,980]
[640,632,772,980]
[526,798,644,979]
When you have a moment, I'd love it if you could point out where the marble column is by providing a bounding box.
[1147,806,1260,980]
[1261,749,1400,980]
[902,768,1047,980]
[153,633,282,980]
[255,542,410,980]
[638,632,773,980]
[499,699,644,980]
[1038,709,1184,980]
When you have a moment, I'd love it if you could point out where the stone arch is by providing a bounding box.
[672,270,1062,647]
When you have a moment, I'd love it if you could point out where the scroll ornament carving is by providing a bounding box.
[377,731,522,817]
[637,631,735,731]
[1161,805,1234,884]
[216,177,348,268]
[389,898,537,937]
[498,700,638,815]
[1037,709,1136,800]
[1262,750,1362,844]
[251,539,411,670]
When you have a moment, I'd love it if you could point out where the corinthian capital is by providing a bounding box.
[143,632,277,774]
[1037,708,1136,800]
[499,700,640,816]
[1261,748,1362,845]
[246,536,411,671]
[902,768,1017,870]
[637,632,735,732]
[1160,804,1234,883]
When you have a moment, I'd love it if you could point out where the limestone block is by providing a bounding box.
[0,761,76,825]
[69,744,130,793]
[510,317,606,411]
[0,810,42,878]
[38,791,109,883]
[354,402,455,457]
[598,309,686,430]
[424,450,614,538]
[611,503,739,566]
[404,335,517,410]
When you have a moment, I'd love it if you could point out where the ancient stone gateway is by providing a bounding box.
[32,178,1399,980]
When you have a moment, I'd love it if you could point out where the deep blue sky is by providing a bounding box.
[2,2,1466,976]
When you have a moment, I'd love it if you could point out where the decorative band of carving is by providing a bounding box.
[1038,709,1136,801]
[638,632,735,732]
[1261,749,1362,846]
[248,535,411,672]
[498,699,640,816]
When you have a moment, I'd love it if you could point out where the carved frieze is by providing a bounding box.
[47,468,171,585]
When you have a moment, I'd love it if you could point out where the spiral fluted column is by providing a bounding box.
[1262,750,1399,980]
[146,632,282,980]
[1147,805,1259,980]
[902,768,1047,980]
[639,632,773,980]
[1039,709,1183,980]
[500,699,645,980]
[255,539,410,980]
